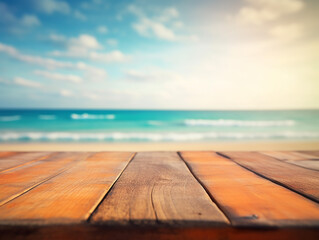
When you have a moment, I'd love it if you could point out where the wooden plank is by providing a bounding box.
[0,152,21,159]
[286,160,319,171]
[180,151,319,227]
[261,151,319,171]
[91,152,228,226]
[299,151,319,157]
[0,152,134,224]
[220,151,319,203]
[262,151,319,161]
[0,152,87,206]
[0,152,52,172]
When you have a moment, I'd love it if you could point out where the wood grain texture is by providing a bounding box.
[299,151,319,157]
[0,152,22,159]
[0,152,52,173]
[0,152,87,206]
[0,152,134,224]
[220,151,319,203]
[262,151,319,161]
[181,151,319,227]
[91,152,228,226]
[261,151,319,171]
[284,160,319,171]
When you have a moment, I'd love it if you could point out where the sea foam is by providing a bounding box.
[71,113,115,120]
[38,115,57,120]
[1,131,318,142]
[184,119,296,127]
[0,116,21,122]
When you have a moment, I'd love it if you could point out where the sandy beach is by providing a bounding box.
[1,141,318,152]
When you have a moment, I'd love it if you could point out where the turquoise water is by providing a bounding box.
[0,109,318,142]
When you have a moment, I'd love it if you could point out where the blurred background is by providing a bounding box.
[0,0,318,144]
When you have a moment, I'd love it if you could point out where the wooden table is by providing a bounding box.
[0,151,318,239]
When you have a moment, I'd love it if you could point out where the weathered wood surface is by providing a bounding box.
[261,151,319,161]
[0,152,23,159]
[0,152,84,206]
[0,151,318,240]
[92,152,228,225]
[180,151,319,227]
[0,152,52,173]
[299,151,319,157]
[261,151,319,171]
[220,151,319,203]
[0,152,134,224]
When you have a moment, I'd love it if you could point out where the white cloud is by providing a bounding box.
[269,23,303,41]
[74,10,87,21]
[97,26,108,34]
[156,7,179,22]
[49,34,101,52]
[0,42,107,81]
[33,0,70,14]
[34,70,82,83]
[20,15,41,27]
[89,51,130,63]
[173,21,184,28]
[48,34,130,63]
[33,0,87,21]
[70,34,101,50]
[125,68,182,82]
[0,3,41,33]
[133,18,177,41]
[47,33,66,44]
[235,0,304,25]
[83,92,100,100]
[0,42,72,68]
[128,5,197,42]
[106,39,118,46]
[51,49,130,63]
[14,77,42,88]
[60,89,73,97]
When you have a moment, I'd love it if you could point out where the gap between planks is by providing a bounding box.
[218,151,319,204]
[86,152,136,222]
[91,152,229,226]
[177,152,232,224]
[0,152,135,224]
[181,151,319,227]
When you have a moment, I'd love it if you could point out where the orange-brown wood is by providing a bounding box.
[92,152,228,225]
[220,151,319,203]
[261,151,319,171]
[299,151,319,157]
[0,151,318,239]
[0,152,52,172]
[0,152,87,206]
[262,151,319,161]
[0,152,22,159]
[180,151,319,227]
[284,160,319,171]
[0,152,134,224]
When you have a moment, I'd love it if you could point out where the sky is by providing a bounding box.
[0,0,318,110]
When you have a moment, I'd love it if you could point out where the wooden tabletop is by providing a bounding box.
[0,151,318,240]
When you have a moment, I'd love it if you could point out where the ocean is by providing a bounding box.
[0,109,318,143]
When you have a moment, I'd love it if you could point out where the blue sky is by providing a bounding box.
[0,0,318,109]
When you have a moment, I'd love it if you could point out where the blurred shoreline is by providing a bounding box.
[0,141,318,152]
